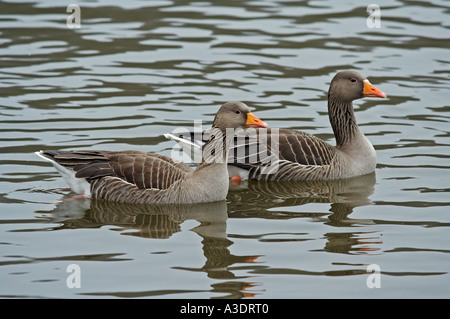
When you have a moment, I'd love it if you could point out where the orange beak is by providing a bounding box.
[363,79,387,98]
[246,112,268,128]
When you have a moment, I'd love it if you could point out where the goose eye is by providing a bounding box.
[350,78,357,83]
[235,110,241,114]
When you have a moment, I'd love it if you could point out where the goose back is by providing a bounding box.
[40,150,191,190]
[37,101,268,204]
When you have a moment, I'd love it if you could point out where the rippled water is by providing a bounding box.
[1,0,449,299]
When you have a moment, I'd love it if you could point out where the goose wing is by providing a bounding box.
[225,128,336,181]
[269,128,336,166]
[165,128,336,166]
[165,127,338,180]
[38,150,192,190]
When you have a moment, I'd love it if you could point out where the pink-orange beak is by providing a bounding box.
[246,112,268,128]
[363,79,387,98]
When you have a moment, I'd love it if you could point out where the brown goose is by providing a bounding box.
[166,71,387,181]
[35,101,268,204]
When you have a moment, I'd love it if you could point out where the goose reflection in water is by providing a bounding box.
[226,172,382,254]
[38,198,260,298]
[37,172,380,297]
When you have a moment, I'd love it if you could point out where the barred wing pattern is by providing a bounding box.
[40,150,191,190]
[234,129,338,181]
[169,128,339,181]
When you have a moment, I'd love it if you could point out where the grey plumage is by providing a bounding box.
[167,71,387,181]
[241,71,386,180]
[36,101,267,204]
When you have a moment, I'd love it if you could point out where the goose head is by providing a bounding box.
[212,101,268,130]
[329,71,387,103]
[203,101,267,164]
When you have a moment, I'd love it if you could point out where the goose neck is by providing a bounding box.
[197,127,233,170]
[328,95,359,147]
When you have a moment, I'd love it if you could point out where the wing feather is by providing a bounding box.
[40,150,191,190]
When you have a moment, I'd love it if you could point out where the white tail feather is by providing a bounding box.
[35,151,91,196]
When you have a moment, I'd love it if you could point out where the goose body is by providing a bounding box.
[242,127,377,180]
[166,71,387,181]
[36,101,267,204]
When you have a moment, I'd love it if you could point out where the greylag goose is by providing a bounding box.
[35,101,268,204]
[165,71,387,181]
